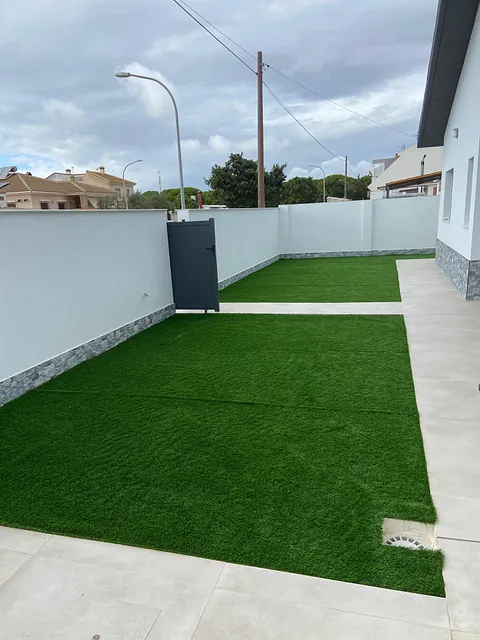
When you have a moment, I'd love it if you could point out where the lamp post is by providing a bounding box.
[122,159,142,209]
[115,71,186,210]
[309,165,326,203]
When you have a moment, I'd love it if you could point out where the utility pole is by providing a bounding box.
[158,172,162,193]
[344,156,348,200]
[257,51,265,208]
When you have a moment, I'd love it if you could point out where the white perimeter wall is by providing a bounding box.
[371,197,440,251]
[438,6,480,260]
[0,210,173,381]
[189,208,280,282]
[280,197,439,254]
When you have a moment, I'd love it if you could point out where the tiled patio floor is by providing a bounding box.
[1,258,479,638]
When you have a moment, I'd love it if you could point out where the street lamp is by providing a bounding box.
[122,159,142,209]
[115,71,186,210]
[309,165,326,203]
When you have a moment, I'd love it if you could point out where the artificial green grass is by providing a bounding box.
[0,314,444,596]
[219,254,435,302]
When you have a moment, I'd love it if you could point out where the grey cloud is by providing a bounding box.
[1,0,438,190]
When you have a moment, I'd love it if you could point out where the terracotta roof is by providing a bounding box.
[0,174,117,196]
[86,170,136,186]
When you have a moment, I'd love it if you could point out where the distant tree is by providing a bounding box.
[96,196,121,209]
[324,174,346,199]
[347,174,372,200]
[206,153,286,208]
[162,187,201,209]
[265,163,287,207]
[281,177,319,204]
[128,190,175,212]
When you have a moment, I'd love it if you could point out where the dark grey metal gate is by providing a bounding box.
[167,218,220,312]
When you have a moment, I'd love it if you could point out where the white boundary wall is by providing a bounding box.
[189,196,439,268]
[0,210,173,382]
[189,208,281,283]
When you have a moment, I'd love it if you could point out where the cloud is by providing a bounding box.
[0,0,439,191]
[117,62,176,119]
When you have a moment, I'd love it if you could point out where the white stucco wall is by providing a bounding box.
[189,208,280,282]
[284,201,366,253]
[438,6,480,260]
[372,197,440,251]
[0,210,173,381]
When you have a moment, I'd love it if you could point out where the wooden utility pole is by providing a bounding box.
[257,51,265,208]
[344,156,348,200]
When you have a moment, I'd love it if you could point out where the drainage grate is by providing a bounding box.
[385,535,425,550]
[382,518,437,550]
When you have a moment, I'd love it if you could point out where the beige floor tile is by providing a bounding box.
[218,302,403,315]
[440,538,480,634]
[0,526,51,555]
[409,348,479,382]
[54,597,160,640]
[84,569,213,640]
[414,381,480,424]
[38,535,224,587]
[218,563,449,628]
[435,495,480,542]
[452,633,480,639]
[192,589,451,640]
[0,556,100,637]
[0,549,31,588]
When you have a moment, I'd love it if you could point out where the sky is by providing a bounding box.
[0,0,438,191]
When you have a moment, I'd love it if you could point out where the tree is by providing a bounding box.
[265,163,287,207]
[96,196,121,209]
[205,153,287,208]
[128,190,175,212]
[347,174,372,201]
[281,177,319,204]
[162,187,201,209]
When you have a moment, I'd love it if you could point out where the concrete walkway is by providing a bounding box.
[398,258,480,637]
[0,526,450,639]
[220,302,404,314]
[1,259,479,638]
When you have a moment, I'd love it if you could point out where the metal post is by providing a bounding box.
[309,165,326,202]
[344,156,348,200]
[122,159,142,209]
[257,52,265,208]
[115,72,186,210]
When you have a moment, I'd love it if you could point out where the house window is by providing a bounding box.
[115,188,121,194]
[7,202,16,208]
[443,169,454,221]
[464,157,474,228]
[40,202,49,210]
[58,202,66,210]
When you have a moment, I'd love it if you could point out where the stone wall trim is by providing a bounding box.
[218,255,280,290]
[435,239,469,296]
[0,304,175,407]
[281,249,435,259]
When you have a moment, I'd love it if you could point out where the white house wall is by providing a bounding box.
[436,5,480,298]
[369,144,444,194]
[0,210,174,404]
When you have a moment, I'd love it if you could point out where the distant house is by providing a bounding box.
[47,166,136,202]
[369,144,443,199]
[0,171,119,210]
[417,0,480,299]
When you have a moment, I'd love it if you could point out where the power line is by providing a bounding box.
[264,65,417,138]
[171,0,256,75]
[172,0,416,139]
[173,0,257,62]
[263,81,353,170]
[172,0,357,173]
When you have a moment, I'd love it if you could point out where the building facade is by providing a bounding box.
[418,0,480,299]
[369,145,443,199]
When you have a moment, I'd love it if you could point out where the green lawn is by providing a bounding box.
[0,314,443,596]
[220,255,434,303]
